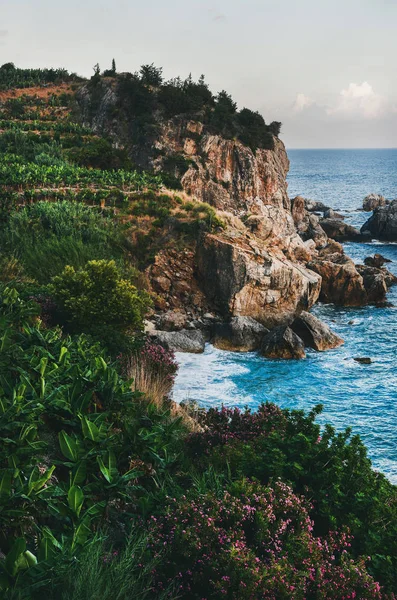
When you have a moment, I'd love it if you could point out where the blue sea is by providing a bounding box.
[173,149,397,483]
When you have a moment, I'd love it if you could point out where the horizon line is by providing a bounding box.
[286,147,397,151]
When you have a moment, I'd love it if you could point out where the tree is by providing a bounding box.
[268,121,282,137]
[139,63,163,86]
[112,58,116,73]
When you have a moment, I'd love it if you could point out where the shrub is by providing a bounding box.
[148,479,388,599]
[51,259,151,334]
[186,404,397,592]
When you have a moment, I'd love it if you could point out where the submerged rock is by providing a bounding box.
[150,329,206,353]
[291,311,344,351]
[354,357,372,365]
[212,316,269,352]
[261,326,306,359]
[361,199,397,241]
[362,194,388,212]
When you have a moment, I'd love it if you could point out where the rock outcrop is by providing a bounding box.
[309,245,395,306]
[319,218,367,242]
[305,199,331,213]
[212,316,268,351]
[291,196,328,248]
[364,254,391,268]
[362,194,388,212]
[290,311,343,351]
[361,200,397,240]
[261,326,306,359]
[197,231,321,328]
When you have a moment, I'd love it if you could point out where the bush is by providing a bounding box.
[148,479,388,599]
[186,404,397,592]
[51,259,151,334]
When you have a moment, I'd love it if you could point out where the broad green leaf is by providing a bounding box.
[32,465,55,493]
[72,461,87,486]
[0,470,12,498]
[41,527,62,550]
[59,431,78,461]
[59,346,68,363]
[73,516,91,548]
[5,538,26,576]
[81,416,100,442]
[68,485,84,517]
[97,457,111,483]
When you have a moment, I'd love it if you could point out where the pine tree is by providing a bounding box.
[112,58,116,74]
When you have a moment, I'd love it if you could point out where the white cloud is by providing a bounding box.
[292,93,313,113]
[327,82,386,119]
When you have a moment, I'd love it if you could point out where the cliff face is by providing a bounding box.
[77,80,321,327]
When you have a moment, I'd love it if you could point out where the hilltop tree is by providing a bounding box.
[140,63,163,86]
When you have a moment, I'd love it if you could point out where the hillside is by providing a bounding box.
[1,62,397,599]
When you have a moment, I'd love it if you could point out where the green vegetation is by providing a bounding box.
[0,61,397,600]
[112,65,281,151]
[0,62,80,90]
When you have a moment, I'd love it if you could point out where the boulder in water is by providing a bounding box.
[362,194,388,212]
[364,253,392,268]
[212,316,269,351]
[304,198,331,213]
[261,326,306,359]
[354,357,372,365]
[361,199,397,241]
[324,208,344,220]
[291,311,344,351]
[319,218,366,242]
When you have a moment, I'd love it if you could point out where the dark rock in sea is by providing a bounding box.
[323,208,344,220]
[362,193,388,212]
[291,311,344,351]
[361,199,397,241]
[364,253,392,268]
[304,199,331,213]
[356,264,397,303]
[319,218,365,242]
[354,357,372,364]
[309,242,395,306]
[212,316,269,352]
[308,252,367,306]
[261,326,306,359]
[150,329,206,353]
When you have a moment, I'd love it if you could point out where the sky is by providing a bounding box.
[1,0,396,148]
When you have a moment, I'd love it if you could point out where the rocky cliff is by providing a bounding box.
[77,78,322,330]
[76,78,395,354]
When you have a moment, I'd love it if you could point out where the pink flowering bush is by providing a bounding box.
[148,479,391,600]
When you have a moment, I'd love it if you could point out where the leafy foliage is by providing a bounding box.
[51,259,151,335]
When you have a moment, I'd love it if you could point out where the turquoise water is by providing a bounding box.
[173,149,397,483]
